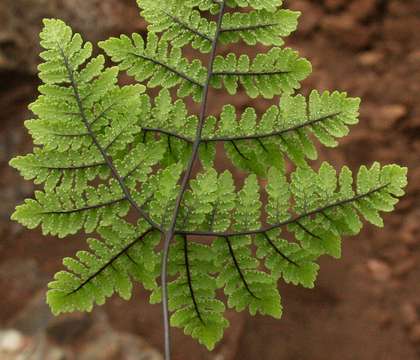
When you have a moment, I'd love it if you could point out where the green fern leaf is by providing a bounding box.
[138,0,215,53]
[284,162,407,258]
[10,19,167,239]
[212,176,282,318]
[167,236,228,350]
[201,91,359,174]
[181,0,283,13]
[220,9,300,46]
[211,48,311,98]
[214,235,282,318]
[99,33,206,102]
[10,2,408,355]
[47,219,160,314]
[255,232,320,288]
[12,182,128,237]
[226,0,283,12]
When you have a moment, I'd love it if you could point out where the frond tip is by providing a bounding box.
[138,0,216,53]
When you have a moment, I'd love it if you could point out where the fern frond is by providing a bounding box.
[226,0,283,12]
[99,33,207,102]
[178,0,283,13]
[260,162,406,259]
[220,9,300,46]
[213,90,359,173]
[10,148,107,192]
[255,232,320,288]
[10,140,164,193]
[138,0,216,53]
[47,219,160,314]
[10,3,408,356]
[101,35,310,100]
[24,82,145,152]
[11,19,171,236]
[285,163,406,256]
[181,163,407,238]
[141,90,359,175]
[12,182,128,237]
[138,0,298,50]
[214,235,282,318]
[213,175,282,317]
[166,236,228,350]
[211,48,311,98]
[179,168,237,232]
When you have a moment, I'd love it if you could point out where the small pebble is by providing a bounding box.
[367,259,392,282]
[0,329,25,353]
[358,51,384,66]
[400,303,418,327]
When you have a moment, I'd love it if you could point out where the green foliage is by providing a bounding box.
[138,0,300,51]
[11,182,128,237]
[213,176,282,318]
[47,219,161,314]
[138,0,216,53]
[99,32,207,102]
[211,48,312,98]
[178,0,284,13]
[10,1,408,355]
[167,236,228,350]
[220,9,300,46]
[213,90,360,174]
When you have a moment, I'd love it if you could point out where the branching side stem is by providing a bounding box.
[163,11,214,43]
[262,233,299,267]
[176,184,389,237]
[43,197,126,215]
[182,235,204,324]
[59,46,163,233]
[132,53,205,88]
[224,236,259,299]
[142,112,342,144]
[67,228,155,295]
[220,23,280,32]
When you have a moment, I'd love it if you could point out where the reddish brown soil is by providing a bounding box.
[0,1,419,359]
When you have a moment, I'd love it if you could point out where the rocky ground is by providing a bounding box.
[0,0,419,359]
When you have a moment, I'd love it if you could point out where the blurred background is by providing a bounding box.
[0,0,419,359]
